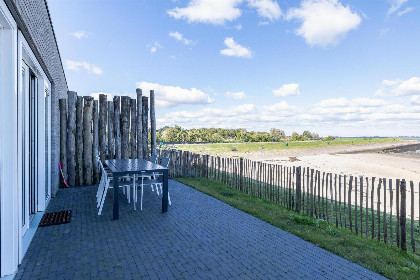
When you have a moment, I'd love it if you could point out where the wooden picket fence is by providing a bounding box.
[158,148,420,253]
[59,90,157,186]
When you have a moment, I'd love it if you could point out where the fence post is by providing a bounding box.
[67,91,76,186]
[410,181,415,252]
[296,167,301,212]
[59,98,68,185]
[400,180,407,251]
[83,97,93,185]
[240,158,244,191]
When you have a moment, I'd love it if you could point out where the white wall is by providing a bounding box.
[0,0,18,276]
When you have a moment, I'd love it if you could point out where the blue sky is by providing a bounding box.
[48,0,420,136]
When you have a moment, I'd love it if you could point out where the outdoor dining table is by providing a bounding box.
[104,158,169,220]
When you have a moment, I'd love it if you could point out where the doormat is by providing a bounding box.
[39,210,72,227]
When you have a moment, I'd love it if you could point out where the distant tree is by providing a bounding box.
[312,133,320,140]
[270,128,285,140]
[291,132,300,141]
[302,130,313,140]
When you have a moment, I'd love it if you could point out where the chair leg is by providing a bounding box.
[98,182,109,215]
[140,185,143,211]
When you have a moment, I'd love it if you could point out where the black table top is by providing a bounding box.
[104,159,167,175]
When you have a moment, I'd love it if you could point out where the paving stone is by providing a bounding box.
[14,180,386,280]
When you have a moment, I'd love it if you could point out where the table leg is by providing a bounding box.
[113,174,120,220]
[162,169,168,213]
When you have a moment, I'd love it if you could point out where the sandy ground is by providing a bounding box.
[235,140,420,219]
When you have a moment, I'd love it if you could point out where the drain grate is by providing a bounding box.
[39,210,72,227]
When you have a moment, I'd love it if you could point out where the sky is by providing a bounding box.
[48,0,420,137]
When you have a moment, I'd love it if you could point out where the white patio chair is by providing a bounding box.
[96,158,133,215]
[151,157,171,205]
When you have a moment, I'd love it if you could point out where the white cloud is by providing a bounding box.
[65,60,103,75]
[376,77,420,96]
[69,31,90,39]
[286,0,361,47]
[168,31,193,45]
[149,42,163,53]
[136,81,214,107]
[397,7,414,16]
[387,0,413,17]
[234,24,243,30]
[411,95,420,105]
[248,0,282,21]
[157,95,420,136]
[272,83,300,97]
[225,91,247,99]
[220,37,252,58]
[167,0,242,24]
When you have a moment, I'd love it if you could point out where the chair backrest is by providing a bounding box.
[150,154,157,164]
[160,157,170,168]
[98,160,108,180]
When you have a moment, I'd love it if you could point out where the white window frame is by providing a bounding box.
[0,0,18,277]
[17,31,51,262]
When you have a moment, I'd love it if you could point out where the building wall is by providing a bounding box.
[12,0,68,195]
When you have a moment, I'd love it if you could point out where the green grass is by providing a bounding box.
[174,138,403,156]
[177,176,420,280]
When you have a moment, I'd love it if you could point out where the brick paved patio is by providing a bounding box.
[14,180,386,279]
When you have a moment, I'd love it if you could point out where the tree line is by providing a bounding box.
[156,126,328,143]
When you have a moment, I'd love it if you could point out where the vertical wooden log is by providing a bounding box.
[365,177,369,238]
[400,180,407,251]
[59,98,68,184]
[99,94,107,160]
[113,97,121,159]
[150,90,156,157]
[389,179,393,246]
[396,179,400,247]
[383,178,387,243]
[130,98,137,158]
[83,97,93,185]
[302,167,305,212]
[326,173,329,221]
[371,177,376,239]
[136,89,143,158]
[410,181,415,252]
[66,91,76,186]
[92,100,99,184]
[377,179,382,241]
[76,96,83,185]
[142,96,149,159]
[120,96,130,159]
[349,176,353,231]
[107,101,115,159]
